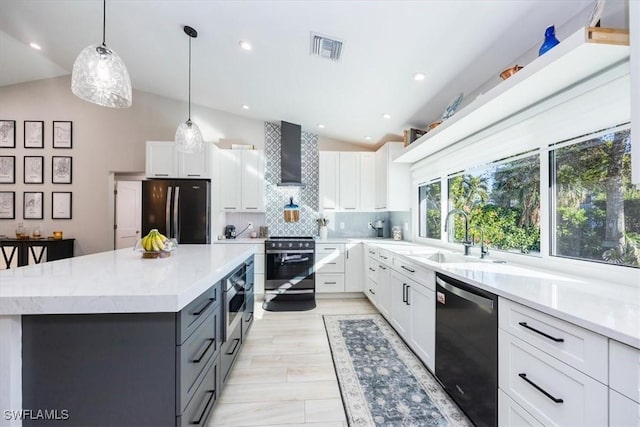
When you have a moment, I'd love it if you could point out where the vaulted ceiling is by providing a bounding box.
[0,0,595,144]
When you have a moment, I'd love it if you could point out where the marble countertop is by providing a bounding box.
[0,244,257,315]
[363,241,640,349]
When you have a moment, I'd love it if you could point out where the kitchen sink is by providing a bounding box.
[423,252,477,264]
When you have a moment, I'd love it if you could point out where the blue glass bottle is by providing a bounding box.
[539,25,560,56]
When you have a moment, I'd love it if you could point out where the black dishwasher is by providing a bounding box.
[435,273,498,427]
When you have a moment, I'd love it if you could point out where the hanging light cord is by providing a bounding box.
[102,0,106,47]
[188,34,192,121]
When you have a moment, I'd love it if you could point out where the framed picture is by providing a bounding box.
[0,120,16,148]
[23,192,43,220]
[24,156,44,184]
[0,156,15,183]
[53,121,72,149]
[24,121,44,148]
[0,191,15,219]
[52,192,72,219]
[52,156,72,184]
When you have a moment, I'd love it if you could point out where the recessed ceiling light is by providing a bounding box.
[239,40,252,51]
[29,42,41,50]
[382,113,391,119]
[241,104,250,110]
[317,124,325,129]
[364,136,372,141]
[413,72,426,81]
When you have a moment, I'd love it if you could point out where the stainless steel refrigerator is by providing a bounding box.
[142,179,210,244]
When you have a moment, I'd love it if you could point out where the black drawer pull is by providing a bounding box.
[401,265,415,273]
[322,247,337,250]
[369,289,376,295]
[518,373,564,403]
[518,322,564,342]
[379,265,387,270]
[380,255,388,259]
[192,390,215,425]
[226,338,240,355]
[406,285,410,305]
[369,267,375,272]
[245,313,253,322]
[324,281,337,285]
[193,298,214,316]
[193,339,214,363]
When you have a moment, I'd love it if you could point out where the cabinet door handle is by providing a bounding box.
[192,390,215,425]
[193,338,214,363]
[245,312,253,322]
[226,338,240,355]
[193,298,214,316]
[369,288,376,295]
[518,373,564,403]
[401,265,415,273]
[187,174,200,177]
[518,322,564,343]
[246,207,258,209]
[154,173,169,177]
[323,247,337,250]
[324,281,337,285]
[402,283,407,303]
[406,285,411,305]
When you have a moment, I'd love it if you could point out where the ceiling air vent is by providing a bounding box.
[310,32,343,61]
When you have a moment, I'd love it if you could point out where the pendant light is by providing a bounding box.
[71,0,132,108]
[175,25,203,153]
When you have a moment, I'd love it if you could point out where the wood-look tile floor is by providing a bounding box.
[208,297,378,427]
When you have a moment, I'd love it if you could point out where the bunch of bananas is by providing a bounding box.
[140,229,168,252]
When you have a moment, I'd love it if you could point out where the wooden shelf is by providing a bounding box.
[394,27,630,164]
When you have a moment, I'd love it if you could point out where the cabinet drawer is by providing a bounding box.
[499,330,608,426]
[221,321,242,386]
[365,278,378,306]
[177,283,221,345]
[365,245,377,257]
[177,355,218,427]
[316,243,345,254]
[367,256,378,282]
[498,389,544,427]
[610,340,640,403]
[610,388,640,427]
[499,298,607,383]
[315,251,345,273]
[377,249,392,264]
[176,311,218,414]
[391,256,434,288]
[316,274,345,293]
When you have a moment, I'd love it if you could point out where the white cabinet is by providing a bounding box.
[319,151,377,211]
[374,141,410,211]
[218,150,265,212]
[344,242,363,292]
[408,276,435,372]
[146,141,211,178]
[390,270,411,339]
[499,329,608,427]
[319,152,339,210]
[375,251,392,320]
[609,339,640,404]
[315,243,345,293]
[498,389,544,427]
[609,389,640,427]
[365,247,379,306]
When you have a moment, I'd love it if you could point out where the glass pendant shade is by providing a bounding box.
[175,119,203,153]
[71,44,132,108]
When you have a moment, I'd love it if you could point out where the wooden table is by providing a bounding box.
[0,238,74,269]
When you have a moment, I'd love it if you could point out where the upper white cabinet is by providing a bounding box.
[319,151,377,211]
[146,141,211,178]
[218,149,265,212]
[375,141,410,211]
[395,27,630,164]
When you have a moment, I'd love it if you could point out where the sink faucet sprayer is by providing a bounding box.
[444,209,472,256]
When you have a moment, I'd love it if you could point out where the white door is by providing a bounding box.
[115,181,142,249]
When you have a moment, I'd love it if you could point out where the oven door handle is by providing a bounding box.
[266,249,314,254]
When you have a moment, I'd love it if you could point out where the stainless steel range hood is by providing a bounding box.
[278,121,305,187]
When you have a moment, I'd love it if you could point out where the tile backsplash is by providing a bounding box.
[320,211,412,240]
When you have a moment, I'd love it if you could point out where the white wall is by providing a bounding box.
[0,75,264,255]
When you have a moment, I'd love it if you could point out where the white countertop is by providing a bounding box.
[0,244,257,315]
[364,241,640,349]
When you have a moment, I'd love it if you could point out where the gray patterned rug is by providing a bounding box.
[323,314,472,427]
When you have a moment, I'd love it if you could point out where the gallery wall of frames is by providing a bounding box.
[0,119,73,221]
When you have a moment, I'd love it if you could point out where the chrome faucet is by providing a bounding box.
[444,209,472,256]
[470,225,489,259]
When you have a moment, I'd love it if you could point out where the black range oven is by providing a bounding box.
[263,237,315,311]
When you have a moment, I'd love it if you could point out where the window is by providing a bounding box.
[418,181,441,239]
[551,126,639,268]
[447,152,541,254]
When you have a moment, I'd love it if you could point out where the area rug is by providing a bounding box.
[323,314,472,426]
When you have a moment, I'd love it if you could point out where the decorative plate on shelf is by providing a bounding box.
[441,92,464,120]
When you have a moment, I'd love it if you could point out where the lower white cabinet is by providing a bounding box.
[376,260,391,319]
[365,277,378,306]
[499,329,608,426]
[498,389,544,427]
[390,270,411,339]
[609,339,640,404]
[609,389,640,427]
[316,274,345,293]
[408,278,435,372]
[344,243,363,292]
[315,243,345,292]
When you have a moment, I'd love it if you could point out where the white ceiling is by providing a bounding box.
[0,0,594,145]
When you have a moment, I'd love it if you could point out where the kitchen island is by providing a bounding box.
[0,244,257,427]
